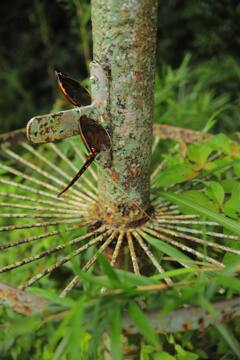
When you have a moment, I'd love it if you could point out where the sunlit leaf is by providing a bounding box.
[187,143,212,168]
[175,344,199,360]
[205,181,224,207]
[206,134,232,155]
[155,164,197,187]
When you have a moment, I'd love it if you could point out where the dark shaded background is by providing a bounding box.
[0,0,239,133]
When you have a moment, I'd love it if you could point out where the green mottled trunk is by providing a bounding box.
[92,0,158,225]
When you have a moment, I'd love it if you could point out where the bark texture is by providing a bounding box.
[92,0,158,224]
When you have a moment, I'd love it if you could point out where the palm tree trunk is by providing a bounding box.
[92,0,158,225]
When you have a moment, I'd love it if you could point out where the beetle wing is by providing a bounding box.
[79,116,111,153]
[55,70,91,107]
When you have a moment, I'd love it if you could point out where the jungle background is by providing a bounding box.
[1,0,240,134]
[0,0,240,359]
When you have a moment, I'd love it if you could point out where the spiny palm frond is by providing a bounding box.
[0,137,239,296]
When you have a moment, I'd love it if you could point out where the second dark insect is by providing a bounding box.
[55,71,111,196]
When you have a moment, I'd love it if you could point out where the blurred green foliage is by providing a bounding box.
[154,55,240,133]
[1,1,240,359]
[1,132,240,359]
[0,0,92,132]
[0,0,240,133]
[1,256,240,359]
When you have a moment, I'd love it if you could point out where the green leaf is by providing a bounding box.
[74,267,157,291]
[233,162,240,176]
[177,190,218,212]
[175,344,199,360]
[155,164,197,187]
[187,143,212,167]
[97,253,122,288]
[151,268,199,281]
[220,179,239,193]
[155,352,176,360]
[88,302,107,358]
[67,297,85,360]
[73,270,111,288]
[205,181,224,206]
[224,198,240,219]
[223,183,240,219]
[197,293,240,357]
[8,316,41,337]
[160,191,240,236]
[215,324,240,358]
[109,304,122,360]
[198,297,218,316]
[207,133,232,154]
[128,302,160,348]
[140,231,197,269]
[204,156,235,173]
[220,256,240,275]
[28,287,73,308]
[46,315,71,356]
[215,275,240,292]
[116,269,157,287]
